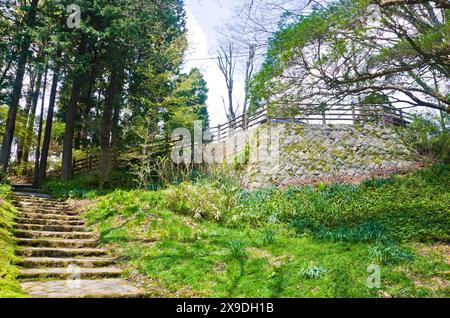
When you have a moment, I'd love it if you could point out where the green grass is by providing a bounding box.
[0,184,25,298]
[233,164,450,242]
[81,165,450,298]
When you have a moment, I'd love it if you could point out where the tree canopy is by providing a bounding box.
[249,0,449,114]
[0,0,209,183]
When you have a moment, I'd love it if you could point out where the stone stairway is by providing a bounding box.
[12,185,144,298]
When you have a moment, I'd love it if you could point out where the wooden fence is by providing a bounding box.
[208,104,414,142]
[72,104,415,175]
[72,155,100,175]
[208,108,269,142]
[72,138,180,175]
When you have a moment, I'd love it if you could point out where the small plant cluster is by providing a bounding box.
[227,240,248,263]
[300,265,329,279]
[370,243,416,265]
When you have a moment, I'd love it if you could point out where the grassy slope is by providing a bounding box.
[48,165,450,298]
[0,184,25,298]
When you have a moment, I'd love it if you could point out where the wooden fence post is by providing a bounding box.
[352,105,356,125]
[322,109,326,125]
[217,124,221,142]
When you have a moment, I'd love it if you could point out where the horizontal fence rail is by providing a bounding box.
[72,155,100,174]
[208,108,269,142]
[207,104,415,142]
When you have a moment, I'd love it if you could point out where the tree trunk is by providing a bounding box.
[99,67,122,184]
[33,65,48,186]
[228,88,235,119]
[111,93,122,153]
[80,104,91,150]
[22,69,43,174]
[74,123,82,150]
[80,58,99,150]
[1,51,28,172]
[16,72,36,166]
[61,75,83,181]
[0,0,40,173]
[36,56,61,186]
[61,43,87,181]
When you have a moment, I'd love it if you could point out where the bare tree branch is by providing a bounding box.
[216,42,238,120]
[376,0,450,9]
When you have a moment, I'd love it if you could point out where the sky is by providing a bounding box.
[182,0,249,127]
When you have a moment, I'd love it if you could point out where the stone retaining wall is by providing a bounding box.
[204,123,416,189]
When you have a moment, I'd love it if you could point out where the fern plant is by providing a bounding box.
[300,265,329,279]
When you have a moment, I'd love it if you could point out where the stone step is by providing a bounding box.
[13,195,62,202]
[17,257,116,268]
[17,247,108,258]
[14,201,66,207]
[21,279,144,298]
[16,223,86,232]
[13,201,70,211]
[12,184,34,189]
[16,218,84,226]
[12,187,47,194]
[18,267,123,279]
[15,230,92,240]
[11,190,137,298]
[14,202,69,209]
[14,196,62,200]
[14,193,54,199]
[16,208,78,216]
[16,238,98,248]
[18,212,81,221]
[13,198,67,204]
[15,202,65,208]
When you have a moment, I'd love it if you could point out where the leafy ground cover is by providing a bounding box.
[51,164,450,298]
[0,184,25,297]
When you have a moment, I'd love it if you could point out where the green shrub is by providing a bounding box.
[430,131,450,164]
[42,170,134,199]
[163,182,235,221]
[398,115,450,163]
[291,217,317,234]
[0,171,8,184]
